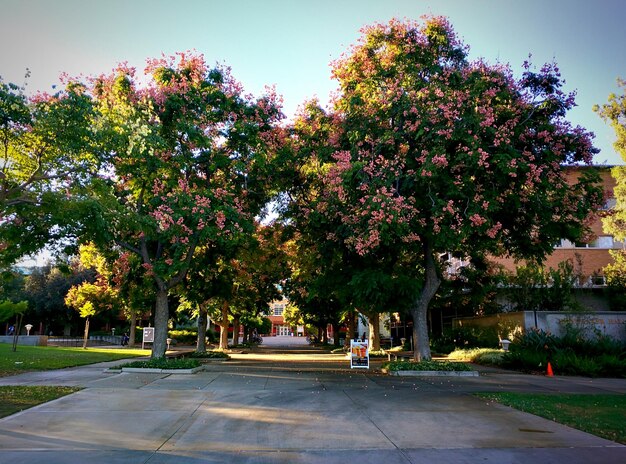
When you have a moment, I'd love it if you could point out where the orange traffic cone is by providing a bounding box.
[546,362,554,377]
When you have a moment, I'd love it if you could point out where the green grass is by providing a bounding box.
[0,385,80,418]
[0,344,150,377]
[383,360,474,371]
[477,393,626,444]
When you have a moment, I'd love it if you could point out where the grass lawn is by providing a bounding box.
[477,392,626,444]
[0,386,80,419]
[0,344,150,377]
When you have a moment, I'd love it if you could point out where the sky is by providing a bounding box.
[1,0,625,167]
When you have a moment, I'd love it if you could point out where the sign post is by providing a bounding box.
[350,339,369,369]
[142,327,154,350]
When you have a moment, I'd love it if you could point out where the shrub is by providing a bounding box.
[188,350,230,359]
[119,358,200,370]
[382,360,473,372]
[448,348,504,366]
[168,329,197,345]
[431,326,500,354]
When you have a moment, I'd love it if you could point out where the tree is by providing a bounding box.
[303,17,602,360]
[0,299,28,351]
[0,77,98,264]
[65,243,118,348]
[84,53,282,358]
[23,264,91,335]
[595,78,626,308]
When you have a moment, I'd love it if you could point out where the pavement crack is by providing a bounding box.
[342,390,413,464]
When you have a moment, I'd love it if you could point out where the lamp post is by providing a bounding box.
[25,324,33,336]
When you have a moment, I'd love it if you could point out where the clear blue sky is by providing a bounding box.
[1,0,625,164]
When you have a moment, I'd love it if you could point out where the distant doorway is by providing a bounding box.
[278,325,291,336]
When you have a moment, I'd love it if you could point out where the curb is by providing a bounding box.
[104,366,204,374]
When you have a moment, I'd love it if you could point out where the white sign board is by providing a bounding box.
[142,327,154,349]
[350,340,369,369]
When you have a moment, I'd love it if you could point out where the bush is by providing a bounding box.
[383,360,473,372]
[119,358,200,370]
[431,326,500,354]
[448,348,504,366]
[188,350,230,359]
[503,328,626,377]
[168,329,197,345]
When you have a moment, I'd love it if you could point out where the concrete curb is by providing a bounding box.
[103,366,204,374]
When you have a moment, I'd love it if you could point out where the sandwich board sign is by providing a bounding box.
[350,340,369,369]
[142,327,154,349]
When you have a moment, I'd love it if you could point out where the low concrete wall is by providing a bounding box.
[0,335,48,346]
[453,311,626,342]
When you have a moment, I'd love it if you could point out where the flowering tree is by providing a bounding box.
[87,53,283,358]
[310,17,602,360]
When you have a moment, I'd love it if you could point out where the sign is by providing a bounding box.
[350,340,369,369]
[142,327,154,349]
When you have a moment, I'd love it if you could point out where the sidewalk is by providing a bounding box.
[0,353,624,463]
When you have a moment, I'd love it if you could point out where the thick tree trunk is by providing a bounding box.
[368,312,381,351]
[317,325,323,343]
[410,240,441,361]
[196,306,208,353]
[128,311,137,348]
[232,316,240,346]
[242,326,249,344]
[152,288,169,359]
[219,302,229,350]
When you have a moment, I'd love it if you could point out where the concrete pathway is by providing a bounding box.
[0,351,624,463]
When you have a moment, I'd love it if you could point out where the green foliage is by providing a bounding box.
[447,348,504,365]
[506,260,582,312]
[502,327,626,377]
[0,300,27,323]
[119,358,200,369]
[187,350,230,359]
[383,360,473,371]
[167,329,197,345]
[430,325,500,354]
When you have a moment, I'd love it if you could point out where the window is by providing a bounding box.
[273,304,284,316]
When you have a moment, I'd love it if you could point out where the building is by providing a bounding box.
[267,299,304,336]
[490,166,621,287]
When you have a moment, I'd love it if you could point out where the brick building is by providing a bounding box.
[490,165,621,286]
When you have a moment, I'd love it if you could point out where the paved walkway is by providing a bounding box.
[0,348,624,463]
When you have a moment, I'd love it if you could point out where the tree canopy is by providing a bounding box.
[285,17,603,359]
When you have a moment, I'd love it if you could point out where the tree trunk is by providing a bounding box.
[317,325,323,343]
[332,321,341,347]
[128,311,137,348]
[232,316,240,346]
[242,326,249,344]
[344,311,354,347]
[82,318,90,350]
[410,239,441,361]
[368,312,381,350]
[152,288,169,359]
[219,301,229,350]
[196,306,208,353]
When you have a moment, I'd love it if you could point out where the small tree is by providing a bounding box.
[595,79,626,309]
[0,299,28,351]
